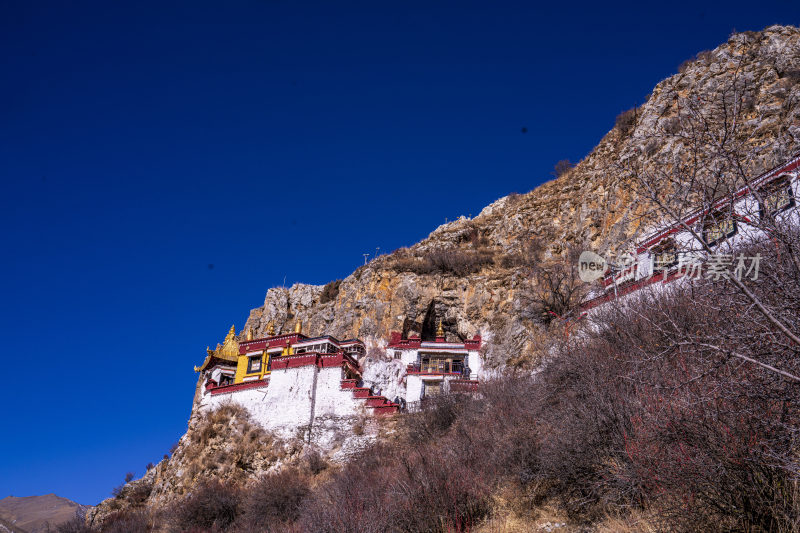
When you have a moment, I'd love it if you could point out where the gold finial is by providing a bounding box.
[225,325,236,341]
[246,328,253,341]
[294,321,302,334]
[437,320,444,337]
[267,321,275,336]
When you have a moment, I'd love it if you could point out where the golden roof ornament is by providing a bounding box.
[294,321,302,334]
[246,328,253,341]
[267,321,275,336]
[197,326,240,372]
[437,320,444,337]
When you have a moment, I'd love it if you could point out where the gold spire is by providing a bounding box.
[246,328,253,341]
[225,325,236,342]
[436,320,444,337]
[267,321,275,336]
[294,320,302,334]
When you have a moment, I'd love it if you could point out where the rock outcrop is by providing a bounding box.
[243,25,800,367]
[90,25,800,526]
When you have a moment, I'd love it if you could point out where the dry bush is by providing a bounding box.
[304,449,329,475]
[99,510,150,533]
[551,159,574,178]
[391,247,494,277]
[403,393,471,444]
[179,404,278,487]
[299,445,398,533]
[52,517,95,533]
[237,468,310,532]
[520,247,586,324]
[615,108,638,136]
[542,273,800,530]
[169,480,241,532]
[319,279,342,304]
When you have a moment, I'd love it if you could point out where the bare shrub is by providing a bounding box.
[403,393,470,444]
[237,468,310,532]
[170,480,241,532]
[52,517,95,533]
[520,246,586,324]
[426,248,493,276]
[319,279,342,304]
[99,510,150,533]
[615,108,638,136]
[390,248,494,277]
[299,445,397,533]
[551,159,574,178]
[304,450,328,475]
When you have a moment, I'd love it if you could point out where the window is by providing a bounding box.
[420,356,464,373]
[704,212,737,246]
[219,374,233,386]
[760,177,794,218]
[651,239,678,271]
[424,381,442,396]
[394,351,401,359]
[247,355,262,373]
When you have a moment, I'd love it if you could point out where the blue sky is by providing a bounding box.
[1,0,798,506]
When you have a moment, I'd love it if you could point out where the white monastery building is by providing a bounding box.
[194,320,484,438]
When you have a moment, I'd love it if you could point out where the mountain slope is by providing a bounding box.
[89,23,800,528]
[241,25,800,368]
[0,495,86,533]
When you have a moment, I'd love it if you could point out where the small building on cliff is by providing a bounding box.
[387,321,482,404]
[195,322,398,442]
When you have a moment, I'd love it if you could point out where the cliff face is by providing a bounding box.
[88,25,800,526]
[243,25,800,367]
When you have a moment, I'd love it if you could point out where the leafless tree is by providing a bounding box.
[622,47,800,381]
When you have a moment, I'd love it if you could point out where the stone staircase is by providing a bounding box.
[341,379,399,415]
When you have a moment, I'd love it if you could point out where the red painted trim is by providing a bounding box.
[239,333,311,354]
[366,396,387,407]
[388,338,482,350]
[340,379,358,389]
[635,154,800,253]
[370,404,399,415]
[581,268,685,311]
[209,379,269,395]
[266,351,360,371]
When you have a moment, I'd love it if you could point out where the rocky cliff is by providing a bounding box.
[242,25,800,368]
[89,24,800,527]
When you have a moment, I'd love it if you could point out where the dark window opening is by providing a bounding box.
[651,238,678,271]
[420,356,464,374]
[704,212,737,246]
[760,177,794,218]
[247,355,262,373]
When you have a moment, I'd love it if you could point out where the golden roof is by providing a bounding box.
[195,325,240,372]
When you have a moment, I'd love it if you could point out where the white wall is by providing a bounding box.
[199,363,368,443]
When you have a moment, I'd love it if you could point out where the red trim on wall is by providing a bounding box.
[387,332,482,350]
[209,379,269,395]
[635,154,800,253]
